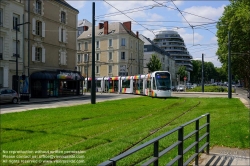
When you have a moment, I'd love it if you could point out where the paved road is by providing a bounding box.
[0,93,142,114]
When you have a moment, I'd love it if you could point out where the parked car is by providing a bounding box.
[171,86,177,91]
[177,85,185,91]
[0,88,19,104]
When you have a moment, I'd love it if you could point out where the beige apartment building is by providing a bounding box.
[77,21,144,78]
[0,0,25,89]
[22,0,82,98]
[24,0,78,74]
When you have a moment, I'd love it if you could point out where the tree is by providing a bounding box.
[190,60,226,84]
[146,54,162,72]
[190,60,202,83]
[216,0,250,88]
[177,66,188,82]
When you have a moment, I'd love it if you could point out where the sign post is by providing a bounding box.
[184,77,187,92]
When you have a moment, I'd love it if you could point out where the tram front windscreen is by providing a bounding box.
[155,72,171,90]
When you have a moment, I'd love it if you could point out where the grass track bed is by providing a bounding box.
[0,97,249,165]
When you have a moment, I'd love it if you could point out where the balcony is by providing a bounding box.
[77,60,82,64]
[13,27,20,31]
[35,8,41,14]
[13,53,20,58]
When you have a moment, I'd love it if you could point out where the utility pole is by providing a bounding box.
[228,31,232,98]
[86,53,89,92]
[91,2,96,104]
[202,53,204,92]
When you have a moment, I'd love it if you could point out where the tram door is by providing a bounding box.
[133,79,143,94]
[104,80,109,92]
[146,78,151,96]
[108,80,119,93]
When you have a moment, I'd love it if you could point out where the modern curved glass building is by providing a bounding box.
[153,30,193,71]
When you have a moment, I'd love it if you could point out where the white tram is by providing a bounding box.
[84,71,172,98]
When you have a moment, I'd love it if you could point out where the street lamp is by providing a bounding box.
[86,53,89,92]
[15,22,29,101]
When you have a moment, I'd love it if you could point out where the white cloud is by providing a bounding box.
[65,0,86,10]
[164,0,184,11]
[174,28,203,45]
[210,36,218,43]
[181,5,226,24]
[100,1,164,21]
[146,13,164,22]
[141,30,155,41]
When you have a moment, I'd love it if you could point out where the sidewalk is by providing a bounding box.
[195,146,250,166]
[19,94,89,104]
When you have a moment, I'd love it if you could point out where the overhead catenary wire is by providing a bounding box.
[103,0,156,36]
[95,2,169,18]
[152,0,195,45]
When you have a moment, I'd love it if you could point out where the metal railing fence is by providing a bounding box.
[99,113,210,166]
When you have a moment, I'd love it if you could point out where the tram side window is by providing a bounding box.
[139,80,143,90]
[109,81,113,89]
[122,80,130,88]
[96,80,101,88]
[152,78,156,90]
[147,80,151,88]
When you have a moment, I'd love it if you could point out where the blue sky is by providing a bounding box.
[66,0,230,67]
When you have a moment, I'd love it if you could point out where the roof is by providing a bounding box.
[30,71,57,80]
[30,70,84,80]
[78,22,142,42]
[139,34,155,45]
[139,34,170,56]
[55,0,79,13]
[78,19,92,27]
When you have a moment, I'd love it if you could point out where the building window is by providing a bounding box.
[36,0,42,14]
[96,41,99,48]
[121,38,126,46]
[35,47,42,61]
[36,20,42,36]
[0,9,3,26]
[96,66,99,74]
[60,52,66,65]
[96,53,100,61]
[13,14,20,31]
[12,40,20,57]
[0,37,3,59]
[77,66,81,72]
[109,65,112,73]
[77,54,81,63]
[109,52,112,60]
[121,52,125,60]
[61,11,66,23]
[61,28,64,42]
[84,42,88,50]
[59,27,66,42]
[84,54,88,62]
[78,43,81,50]
[108,39,112,47]
[84,66,87,75]
[130,40,133,48]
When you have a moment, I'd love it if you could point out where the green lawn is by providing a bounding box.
[0,97,249,165]
[186,85,234,92]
